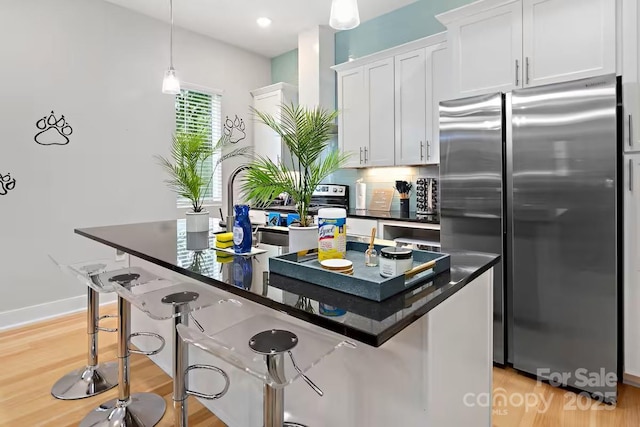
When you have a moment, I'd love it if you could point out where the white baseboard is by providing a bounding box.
[623,373,640,389]
[0,293,117,331]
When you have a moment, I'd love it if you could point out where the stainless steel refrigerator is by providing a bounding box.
[440,74,619,401]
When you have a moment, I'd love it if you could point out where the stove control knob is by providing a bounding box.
[333,188,338,193]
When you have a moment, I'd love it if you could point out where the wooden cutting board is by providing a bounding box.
[368,188,394,211]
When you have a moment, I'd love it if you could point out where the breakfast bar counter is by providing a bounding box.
[75,219,498,427]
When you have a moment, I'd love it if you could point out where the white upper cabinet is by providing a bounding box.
[334,32,448,167]
[437,0,616,98]
[427,43,451,165]
[522,0,616,87]
[443,1,523,97]
[337,67,367,168]
[395,48,427,166]
[251,83,298,164]
[364,58,396,166]
[622,0,640,153]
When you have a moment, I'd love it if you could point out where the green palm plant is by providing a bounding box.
[156,131,251,212]
[241,104,350,227]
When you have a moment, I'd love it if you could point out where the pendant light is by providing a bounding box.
[329,0,360,31]
[162,0,181,94]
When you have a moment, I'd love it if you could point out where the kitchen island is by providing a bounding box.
[75,219,499,427]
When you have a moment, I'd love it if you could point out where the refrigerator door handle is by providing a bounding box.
[630,158,634,192]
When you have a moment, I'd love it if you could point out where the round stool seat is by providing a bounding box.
[249,329,298,355]
[162,291,200,305]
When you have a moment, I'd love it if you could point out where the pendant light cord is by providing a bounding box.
[169,0,174,69]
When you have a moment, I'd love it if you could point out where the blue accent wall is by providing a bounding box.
[270,0,475,83]
[271,49,299,85]
[334,0,475,64]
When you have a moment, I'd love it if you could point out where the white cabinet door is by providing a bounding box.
[522,0,616,87]
[448,1,523,97]
[625,154,640,377]
[338,68,367,168]
[395,48,427,166]
[622,0,640,153]
[624,84,640,153]
[426,43,450,165]
[253,91,283,163]
[364,58,395,167]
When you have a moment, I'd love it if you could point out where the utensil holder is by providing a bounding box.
[400,199,409,216]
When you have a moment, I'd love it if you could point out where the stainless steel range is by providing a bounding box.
[265,185,350,225]
[310,184,350,212]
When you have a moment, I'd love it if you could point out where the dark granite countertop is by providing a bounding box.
[75,219,498,347]
[347,209,440,224]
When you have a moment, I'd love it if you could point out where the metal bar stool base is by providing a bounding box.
[283,423,308,427]
[51,361,118,400]
[79,392,166,427]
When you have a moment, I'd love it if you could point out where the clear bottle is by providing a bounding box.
[233,204,252,254]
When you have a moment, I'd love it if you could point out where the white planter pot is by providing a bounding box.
[186,231,209,251]
[288,225,318,253]
[186,210,210,233]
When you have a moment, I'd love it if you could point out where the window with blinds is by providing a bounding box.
[175,89,223,207]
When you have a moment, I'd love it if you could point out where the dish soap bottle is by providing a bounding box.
[233,204,252,254]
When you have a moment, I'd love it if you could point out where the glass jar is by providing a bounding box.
[379,247,414,278]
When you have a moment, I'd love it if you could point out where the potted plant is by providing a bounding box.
[157,130,250,233]
[241,104,349,252]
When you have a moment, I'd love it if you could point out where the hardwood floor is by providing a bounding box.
[492,366,640,427]
[1,308,640,427]
[0,306,225,427]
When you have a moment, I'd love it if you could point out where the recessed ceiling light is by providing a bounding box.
[257,17,272,28]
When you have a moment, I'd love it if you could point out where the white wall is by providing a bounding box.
[0,0,270,325]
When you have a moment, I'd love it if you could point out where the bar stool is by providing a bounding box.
[80,267,168,427]
[178,313,354,427]
[109,278,240,427]
[48,257,126,400]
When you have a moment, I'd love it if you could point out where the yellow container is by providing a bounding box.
[318,208,347,261]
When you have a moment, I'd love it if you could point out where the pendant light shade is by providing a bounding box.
[162,0,181,94]
[329,0,360,30]
[162,68,181,94]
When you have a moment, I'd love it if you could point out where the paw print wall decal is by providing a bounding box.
[35,111,73,146]
[223,115,246,144]
[0,172,16,196]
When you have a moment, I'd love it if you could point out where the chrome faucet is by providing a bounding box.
[226,165,249,230]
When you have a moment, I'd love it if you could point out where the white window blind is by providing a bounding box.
[175,89,223,206]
